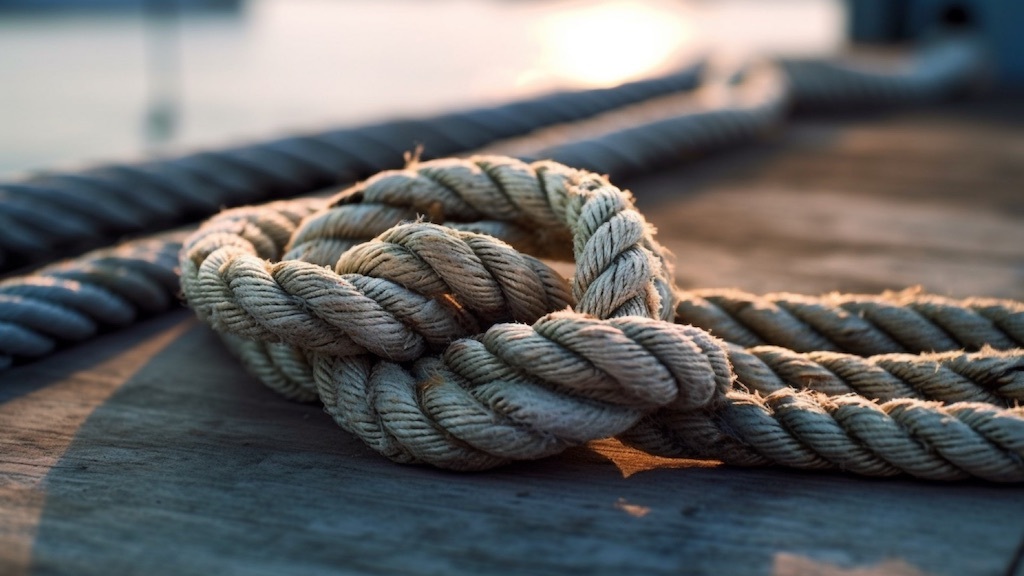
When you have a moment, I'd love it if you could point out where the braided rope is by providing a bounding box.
[726,345,1024,406]
[480,39,982,178]
[183,157,724,472]
[0,198,324,369]
[179,156,1024,481]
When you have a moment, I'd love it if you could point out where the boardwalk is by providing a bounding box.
[2,98,1023,575]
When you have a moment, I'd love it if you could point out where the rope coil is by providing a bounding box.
[180,155,1024,481]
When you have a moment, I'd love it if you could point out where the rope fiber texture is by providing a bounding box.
[180,156,1024,481]
[0,232,186,369]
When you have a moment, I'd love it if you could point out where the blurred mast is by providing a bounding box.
[143,0,181,151]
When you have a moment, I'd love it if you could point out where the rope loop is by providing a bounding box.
[182,156,725,470]
[180,156,1024,480]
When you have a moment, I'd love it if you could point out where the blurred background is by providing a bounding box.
[0,0,848,177]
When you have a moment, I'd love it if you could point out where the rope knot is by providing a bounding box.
[469,310,731,411]
[180,155,1024,480]
[180,156,723,469]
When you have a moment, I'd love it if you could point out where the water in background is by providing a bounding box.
[0,0,845,176]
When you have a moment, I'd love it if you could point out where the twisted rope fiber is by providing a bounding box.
[0,38,978,276]
[0,65,704,273]
[480,39,981,178]
[182,157,708,471]
[0,198,325,369]
[479,61,788,178]
[676,288,1024,356]
[0,232,182,370]
[0,40,988,375]
[180,156,1024,481]
[781,37,981,112]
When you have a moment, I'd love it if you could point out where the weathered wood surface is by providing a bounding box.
[2,101,1023,576]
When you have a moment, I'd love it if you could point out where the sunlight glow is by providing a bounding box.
[534,2,691,88]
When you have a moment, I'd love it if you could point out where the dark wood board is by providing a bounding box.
[2,101,1023,576]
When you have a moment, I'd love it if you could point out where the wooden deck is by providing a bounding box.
[2,100,1023,575]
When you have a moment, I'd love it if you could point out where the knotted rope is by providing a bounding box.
[180,156,1024,481]
[0,39,984,371]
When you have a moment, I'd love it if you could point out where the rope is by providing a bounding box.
[480,38,982,179]
[675,288,1024,355]
[0,199,326,368]
[180,156,1024,481]
[782,36,982,112]
[0,38,981,275]
[0,233,184,369]
[479,60,788,178]
[0,65,703,274]
[0,38,987,372]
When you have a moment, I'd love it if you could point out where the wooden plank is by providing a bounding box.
[2,103,1024,575]
[2,318,1024,576]
[0,314,195,576]
[640,186,1024,297]
[629,104,1024,299]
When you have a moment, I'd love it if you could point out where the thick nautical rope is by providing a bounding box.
[182,157,711,471]
[0,40,983,370]
[0,65,702,273]
[180,156,1024,481]
[0,232,185,370]
[479,60,788,176]
[0,38,979,275]
[0,67,770,370]
[676,288,1024,356]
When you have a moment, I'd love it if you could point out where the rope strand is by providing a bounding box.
[675,288,1024,355]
